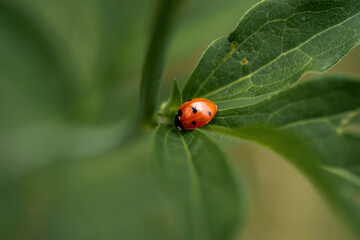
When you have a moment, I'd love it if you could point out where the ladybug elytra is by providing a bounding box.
[175,98,217,131]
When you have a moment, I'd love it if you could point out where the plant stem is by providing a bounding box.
[138,0,185,128]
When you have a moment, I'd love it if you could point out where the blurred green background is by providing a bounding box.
[1,0,359,239]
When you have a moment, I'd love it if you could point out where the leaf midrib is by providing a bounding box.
[214,107,360,131]
[322,165,360,187]
[278,109,359,130]
[177,131,209,237]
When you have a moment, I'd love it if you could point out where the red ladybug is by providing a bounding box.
[175,98,217,131]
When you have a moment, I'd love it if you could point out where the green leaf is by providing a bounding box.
[182,0,360,102]
[209,75,360,166]
[154,124,248,240]
[204,75,360,235]
[159,79,183,119]
[207,124,360,236]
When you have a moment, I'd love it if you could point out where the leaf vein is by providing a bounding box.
[193,7,349,97]
[201,11,360,99]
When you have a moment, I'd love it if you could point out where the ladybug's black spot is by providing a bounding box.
[192,107,197,114]
[174,115,184,131]
[208,111,211,116]
[192,121,197,126]
[177,109,182,116]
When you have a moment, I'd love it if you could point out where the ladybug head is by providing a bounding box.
[174,114,184,131]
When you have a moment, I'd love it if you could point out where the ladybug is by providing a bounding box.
[175,98,217,131]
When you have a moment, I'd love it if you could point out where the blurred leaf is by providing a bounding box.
[0,0,72,80]
[0,0,148,124]
[94,0,150,82]
[0,119,136,188]
[159,79,182,119]
[0,0,74,130]
[154,124,248,240]
[0,0,147,185]
[0,133,176,240]
[90,0,151,122]
[205,75,360,235]
[139,0,186,126]
[182,0,360,102]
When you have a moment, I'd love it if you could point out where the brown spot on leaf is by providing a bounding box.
[241,58,249,65]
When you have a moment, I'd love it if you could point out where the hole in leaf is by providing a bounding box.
[230,41,237,54]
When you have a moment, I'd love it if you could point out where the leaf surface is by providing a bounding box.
[182,0,360,102]
[155,124,247,240]
[205,75,360,235]
[209,75,360,169]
